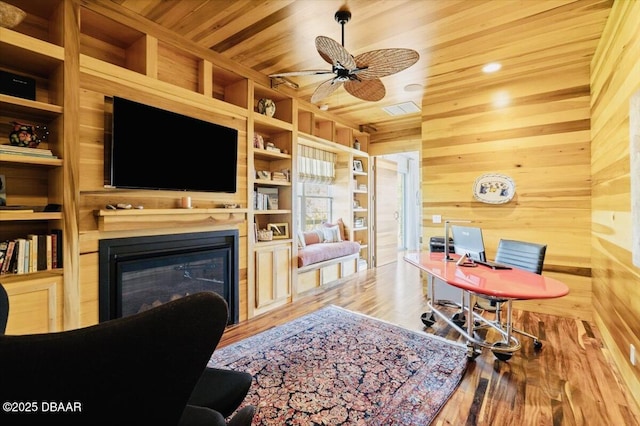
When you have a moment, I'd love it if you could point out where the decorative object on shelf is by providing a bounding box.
[354,217,365,228]
[224,203,238,209]
[472,173,516,204]
[253,133,265,149]
[257,98,276,117]
[353,139,360,150]
[180,196,192,209]
[358,184,367,191]
[0,1,26,28]
[268,223,290,239]
[353,159,364,172]
[256,170,272,180]
[9,121,49,148]
[0,174,6,206]
[265,142,281,153]
[353,199,360,208]
[257,229,273,241]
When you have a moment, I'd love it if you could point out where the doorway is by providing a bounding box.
[373,152,420,267]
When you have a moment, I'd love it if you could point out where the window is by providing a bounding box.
[297,183,333,230]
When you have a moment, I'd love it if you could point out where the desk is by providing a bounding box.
[404,251,569,360]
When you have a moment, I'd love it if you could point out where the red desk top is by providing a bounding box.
[404,251,569,300]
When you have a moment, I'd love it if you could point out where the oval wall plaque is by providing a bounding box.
[472,173,515,204]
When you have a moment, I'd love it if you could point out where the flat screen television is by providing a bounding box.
[106,96,238,193]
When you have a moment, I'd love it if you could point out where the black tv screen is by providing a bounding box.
[107,97,238,193]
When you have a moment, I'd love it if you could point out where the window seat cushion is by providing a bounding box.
[297,241,361,268]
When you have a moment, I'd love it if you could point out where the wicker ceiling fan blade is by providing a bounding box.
[353,49,419,80]
[269,69,334,77]
[344,78,386,102]
[310,78,344,103]
[316,36,356,69]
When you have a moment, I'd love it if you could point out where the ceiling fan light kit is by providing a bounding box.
[269,8,419,104]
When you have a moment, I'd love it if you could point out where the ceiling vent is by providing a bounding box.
[382,101,421,116]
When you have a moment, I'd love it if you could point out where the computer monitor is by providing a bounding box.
[451,225,486,261]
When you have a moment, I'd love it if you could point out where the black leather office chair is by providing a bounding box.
[475,239,547,358]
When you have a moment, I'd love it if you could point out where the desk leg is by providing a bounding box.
[466,293,482,359]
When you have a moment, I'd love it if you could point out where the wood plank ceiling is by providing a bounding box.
[110,0,613,141]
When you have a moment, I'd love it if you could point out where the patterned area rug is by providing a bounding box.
[209,306,468,425]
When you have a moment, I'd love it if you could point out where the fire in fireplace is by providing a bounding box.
[99,230,239,325]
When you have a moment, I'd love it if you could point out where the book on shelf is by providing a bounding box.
[28,234,38,273]
[2,240,16,273]
[0,240,7,272]
[0,144,55,157]
[0,231,61,275]
[15,238,27,274]
[52,229,62,268]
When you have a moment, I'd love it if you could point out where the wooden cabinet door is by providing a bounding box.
[255,244,291,309]
[3,274,63,334]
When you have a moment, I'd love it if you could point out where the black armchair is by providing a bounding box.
[0,287,254,425]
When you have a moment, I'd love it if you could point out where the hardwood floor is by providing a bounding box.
[220,258,640,425]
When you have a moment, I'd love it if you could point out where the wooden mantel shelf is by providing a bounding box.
[94,208,248,232]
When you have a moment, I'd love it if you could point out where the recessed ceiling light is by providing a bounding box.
[319,104,329,111]
[482,62,502,73]
[404,83,423,92]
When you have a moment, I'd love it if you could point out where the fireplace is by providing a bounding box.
[99,230,239,325]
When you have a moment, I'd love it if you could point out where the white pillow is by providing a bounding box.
[297,229,306,248]
[321,225,342,243]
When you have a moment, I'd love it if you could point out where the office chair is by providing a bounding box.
[475,239,547,358]
[0,288,255,425]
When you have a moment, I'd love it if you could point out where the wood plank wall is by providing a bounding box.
[420,50,593,320]
[590,0,640,409]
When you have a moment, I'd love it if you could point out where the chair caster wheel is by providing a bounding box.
[421,312,436,327]
[492,342,513,361]
[466,344,481,360]
[451,312,466,328]
[533,340,543,350]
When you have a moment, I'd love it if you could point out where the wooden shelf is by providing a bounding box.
[254,178,291,186]
[0,212,63,221]
[0,154,63,167]
[253,148,291,160]
[0,268,63,282]
[254,209,291,215]
[94,208,247,232]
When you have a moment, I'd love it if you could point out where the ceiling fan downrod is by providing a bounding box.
[334,10,351,47]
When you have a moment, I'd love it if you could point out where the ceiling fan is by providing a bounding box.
[269,9,419,104]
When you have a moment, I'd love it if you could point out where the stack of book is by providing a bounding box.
[271,171,288,182]
[0,230,63,275]
[0,144,57,159]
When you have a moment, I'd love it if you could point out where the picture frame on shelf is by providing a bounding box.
[267,223,289,239]
[353,159,364,172]
[253,133,265,149]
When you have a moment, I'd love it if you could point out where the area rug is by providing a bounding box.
[208,305,468,425]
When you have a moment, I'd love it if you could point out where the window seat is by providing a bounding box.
[297,241,361,268]
[296,225,361,293]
